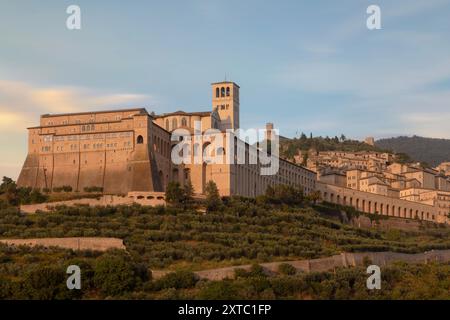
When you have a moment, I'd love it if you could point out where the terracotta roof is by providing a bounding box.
[154,110,211,118]
[321,172,346,177]
[368,181,388,186]
[211,81,240,88]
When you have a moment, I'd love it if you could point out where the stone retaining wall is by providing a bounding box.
[351,215,423,231]
[317,182,449,224]
[20,192,166,214]
[153,250,450,281]
[0,237,125,251]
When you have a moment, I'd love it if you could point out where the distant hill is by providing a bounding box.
[376,136,450,167]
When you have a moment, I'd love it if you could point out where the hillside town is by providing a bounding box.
[293,147,450,224]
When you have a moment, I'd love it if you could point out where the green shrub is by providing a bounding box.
[62,185,73,192]
[235,264,267,278]
[263,185,304,206]
[52,185,73,193]
[165,182,185,205]
[197,280,240,300]
[234,268,249,278]
[83,186,103,193]
[29,189,48,203]
[94,252,138,297]
[278,263,297,275]
[154,270,198,290]
[0,277,14,299]
[22,266,68,300]
[249,264,267,277]
[205,180,222,212]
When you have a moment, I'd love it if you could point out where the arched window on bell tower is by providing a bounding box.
[211,81,240,131]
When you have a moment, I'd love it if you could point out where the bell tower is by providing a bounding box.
[211,81,240,130]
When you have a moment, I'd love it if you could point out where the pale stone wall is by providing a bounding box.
[319,173,346,187]
[18,109,171,195]
[161,131,316,198]
[153,250,450,281]
[154,113,213,132]
[404,171,436,190]
[350,215,423,231]
[20,192,166,214]
[317,182,449,224]
[0,237,125,251]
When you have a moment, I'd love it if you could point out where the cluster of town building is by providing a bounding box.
[305,149,450,224]
[297,150,393,173]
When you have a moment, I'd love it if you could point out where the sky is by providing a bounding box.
[1,0,450,180]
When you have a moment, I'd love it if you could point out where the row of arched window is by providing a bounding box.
[81,124,95,132]
[216,87,231,98]
[165,117,188,131]
[152,134,171,158]
[322,191,435,221]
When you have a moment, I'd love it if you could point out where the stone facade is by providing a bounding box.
[17,108,169,195]
[314,153,450,224]
[19,192,167,214]
[317,182,448,224]
[17,81,316,198]
[436,162,450,176]
[305,150,393,173]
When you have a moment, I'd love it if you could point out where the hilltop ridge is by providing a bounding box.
[376,136,450,167]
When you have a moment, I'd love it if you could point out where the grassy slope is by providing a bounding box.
[1,201,450,299]
[0,202,449,271]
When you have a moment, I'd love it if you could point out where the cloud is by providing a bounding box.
[302,44,337,56]
[396,93,450,138]
[398,114,450,138]
[0,79,154,133]
[387,0,450,18]
[277,52,450,99]
[0,110,25,133]
[333,89,450,139]
[274,2,450,139]
[0,163,22,182]
[289,0,450,93]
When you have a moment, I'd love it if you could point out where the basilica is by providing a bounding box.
[17,81,316,197]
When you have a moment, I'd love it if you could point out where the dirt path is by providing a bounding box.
[152,249,450,280]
